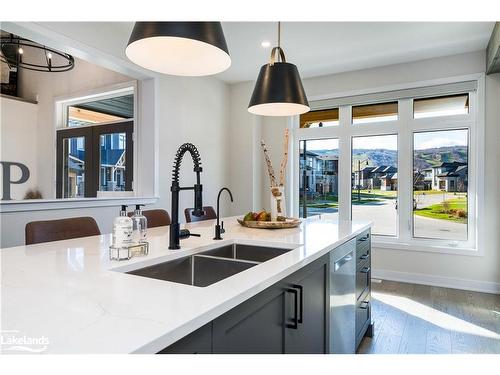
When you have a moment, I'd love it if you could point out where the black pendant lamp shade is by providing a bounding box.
[248,23,309,117]
[126,22,231,76]
[248,57,309,116]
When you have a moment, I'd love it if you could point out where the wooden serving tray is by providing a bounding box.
[237,217,301,229]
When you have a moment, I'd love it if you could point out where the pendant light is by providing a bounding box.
[126,22,231,76]
[248,22,309,116]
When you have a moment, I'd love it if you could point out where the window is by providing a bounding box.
[300,108,339,128]
[56,87,134,198]
[299,139,339,218]
[352,135,398,236]
[352,101,398,124]
[294,79,481,253]
[413,129,468,241]
[413,94,469,119]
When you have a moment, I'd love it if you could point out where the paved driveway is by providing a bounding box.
[309,193,467,240]
[307,193,467,241]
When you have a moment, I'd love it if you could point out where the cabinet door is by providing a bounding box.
[158,323,212,354]
[285,258,328,354]
[212,284,286,354]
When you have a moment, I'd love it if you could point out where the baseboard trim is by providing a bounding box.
[372,269,500,295]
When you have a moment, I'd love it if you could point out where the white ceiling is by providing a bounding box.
[28,22,495,84]
[219,22,494,83]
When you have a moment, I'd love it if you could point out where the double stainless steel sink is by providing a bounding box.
[126,243,295,287]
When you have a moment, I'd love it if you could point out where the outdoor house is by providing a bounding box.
[299,150,339,198]
[429,161,468,192]
[353,165,397,190]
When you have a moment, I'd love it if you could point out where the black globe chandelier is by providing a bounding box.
[0,34,74,73]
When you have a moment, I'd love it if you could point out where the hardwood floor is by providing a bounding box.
[357,280,500,354]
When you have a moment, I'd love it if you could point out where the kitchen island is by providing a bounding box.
[1,215,371,354]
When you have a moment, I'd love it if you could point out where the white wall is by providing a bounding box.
[227,51,500,290]
[17,56,133,199]
[150,75,230,220]
[0,74,230,248]
[0,97,39,200]
[0,24,230,248]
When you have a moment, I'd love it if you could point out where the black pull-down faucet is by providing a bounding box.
[169,143,204,250]
[214,187,234,240]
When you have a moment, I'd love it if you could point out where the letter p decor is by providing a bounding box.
[1,161,30,200]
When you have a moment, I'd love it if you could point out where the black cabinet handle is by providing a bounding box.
[360,300,370,310]
[292,284,303,324]
[286,288,299,329]
[360,266,371,274]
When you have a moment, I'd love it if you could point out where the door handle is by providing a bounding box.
[359,254,369,260]
[360,266,371,274]
[292,284,303,324]
[286,288,299,329]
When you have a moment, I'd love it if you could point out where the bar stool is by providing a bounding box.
[25,217,101,245]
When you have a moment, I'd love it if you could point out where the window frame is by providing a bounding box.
[56,121,133,198]
[291,74,485,256]
[54,81,138,197]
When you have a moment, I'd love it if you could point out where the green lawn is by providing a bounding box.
[307,202,339,208]
[351,189,397,204]
[414,198,467,223]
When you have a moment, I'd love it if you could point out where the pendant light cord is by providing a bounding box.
[269,22,286,65]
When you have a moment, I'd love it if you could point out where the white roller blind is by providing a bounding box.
[311,81,477,110]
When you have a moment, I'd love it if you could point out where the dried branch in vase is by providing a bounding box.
[260,140,277,186]
[279,128,289,187]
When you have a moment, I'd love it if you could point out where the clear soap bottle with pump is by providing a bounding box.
[112,205,133,255]
[131,204,148,244]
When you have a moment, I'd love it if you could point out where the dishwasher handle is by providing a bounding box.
[334,252,353,271]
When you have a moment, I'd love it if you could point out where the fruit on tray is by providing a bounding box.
[243,211,272,222]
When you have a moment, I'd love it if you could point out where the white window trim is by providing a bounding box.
[291,73,485,256]
[54,81,139,197]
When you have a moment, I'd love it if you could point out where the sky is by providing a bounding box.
[414,129,468,150]
[303,139,339,151]
[302,130,467,151]
[352,134,397,150]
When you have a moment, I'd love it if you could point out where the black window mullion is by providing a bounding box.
[90,121,134,195]
[56,127,93,198]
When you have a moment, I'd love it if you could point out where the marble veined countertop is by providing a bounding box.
[0,215,370,353]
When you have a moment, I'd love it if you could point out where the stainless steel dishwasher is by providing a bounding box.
[330,238,356,354]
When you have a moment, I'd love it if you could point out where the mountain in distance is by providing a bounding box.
[413,146,467,170]
[309,146,467,170]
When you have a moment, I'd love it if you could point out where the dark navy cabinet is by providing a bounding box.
[158,323,212,354]
[212,282,286,353]
[284,258,328,354]
[159,254,329,354]
[159,230,372,354]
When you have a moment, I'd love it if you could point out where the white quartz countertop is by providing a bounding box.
[0,215,370,354]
